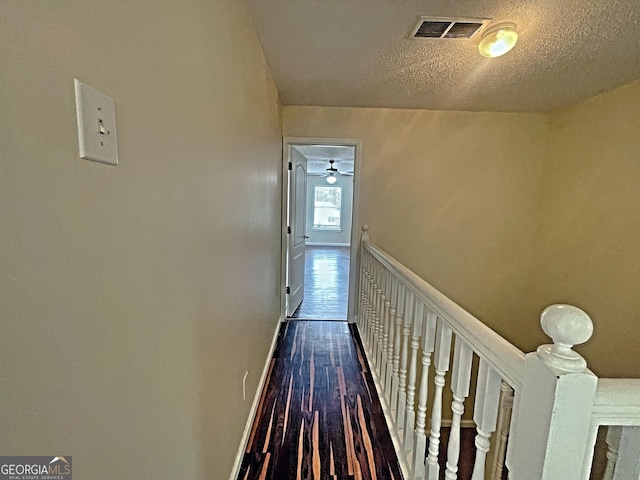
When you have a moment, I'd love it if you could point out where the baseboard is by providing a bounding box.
[305,242,350,247]
[228,317,283,480]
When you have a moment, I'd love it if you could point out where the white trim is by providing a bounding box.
[280,140,288,318]
[281,137,363,324]
[228,318,283,480]
[305,242,351,247]
[592,379,640,426]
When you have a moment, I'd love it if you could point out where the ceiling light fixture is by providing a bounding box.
[325,160,339,184]
[478,22,518,58]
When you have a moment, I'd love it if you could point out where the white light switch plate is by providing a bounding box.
[74,79,118,166]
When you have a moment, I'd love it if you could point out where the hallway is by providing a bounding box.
[238,320,403,480]
[290,246,350,320]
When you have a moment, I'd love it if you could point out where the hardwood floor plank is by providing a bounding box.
[290,246,350,320]
[239,320,403,480]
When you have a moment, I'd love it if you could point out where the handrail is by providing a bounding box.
[363,239,526,390]
[592,378,640,426]
[360,228,640,480]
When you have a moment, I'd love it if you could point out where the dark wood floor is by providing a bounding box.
[238,320,403,480]
[290,246,350,320]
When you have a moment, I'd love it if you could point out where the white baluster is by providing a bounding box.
[373,262,384,368]
[611,426,640,480]
[404,300,424,451]
[385,277,398,395]
[412,308,437,479]
[445,337,474,480]
[426,320,453,480]
[370,262,380,365]
[490,382,514,480]
[363,253,372,348]
[358,225,368,327]
[603,426,622,480]
[471,359,503,480]
[367,257,376,350]
[363,261,373,349]
[358,250,368,330]
[582,420,601,479]
[384,272,393,387]
[390,283,405,416]
[379,269,390,383]
[357,250,362,325]
[397,290,415,433]
[363,248,371,329]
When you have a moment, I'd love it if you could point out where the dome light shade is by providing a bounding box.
[478,23,518,58]
[326,175,337,184]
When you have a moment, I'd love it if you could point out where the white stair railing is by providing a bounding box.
[587,381,640,480]
[356,225,640,480]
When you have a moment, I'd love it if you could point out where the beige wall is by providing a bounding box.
[532,79,640,377]
[0,1,281,478]
[284,107,550,345]
[284,82,640,378]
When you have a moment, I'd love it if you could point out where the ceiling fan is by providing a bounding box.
[314,159,354,184]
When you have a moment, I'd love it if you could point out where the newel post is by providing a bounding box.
[507,304,598,480]
[356,225,369,325]
[361,224,369,243]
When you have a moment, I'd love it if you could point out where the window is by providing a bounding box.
[313,186,342,231]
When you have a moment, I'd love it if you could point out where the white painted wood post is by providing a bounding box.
[376,268,387,374]
[375,268,384,370]
[404,300,425,451]
[366,255,375,349]
[390,283,405,416]
[380,269,391,385]
[471,359,503,480]
[507,304,598,480]
[397,290,415,433]
[361,224,369,242]
[603,426,622,480]
[412,308,437,479]
[612,427,640,480]
[358,225,369,327]
[426,320,453,480]
[362,252,372,340]
[490,382,514,480]
[385,278,398,395]
[445,337,474,480]
[371,261,381,365]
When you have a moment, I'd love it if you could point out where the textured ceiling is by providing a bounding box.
[292,145,355,175]
[245,0,640,112]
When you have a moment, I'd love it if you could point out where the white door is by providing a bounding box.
[286,149,308,317]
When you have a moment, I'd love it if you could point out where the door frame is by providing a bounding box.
[280,136,363,323]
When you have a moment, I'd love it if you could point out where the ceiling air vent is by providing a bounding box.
[411,17,489,40]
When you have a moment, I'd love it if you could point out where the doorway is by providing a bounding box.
[281,138,362,322]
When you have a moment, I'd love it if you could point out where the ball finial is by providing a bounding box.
[360,224,370,242]
[537,304,593,372]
